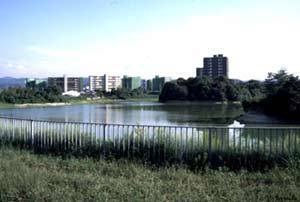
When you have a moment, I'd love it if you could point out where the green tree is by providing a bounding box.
[262,70,300,119]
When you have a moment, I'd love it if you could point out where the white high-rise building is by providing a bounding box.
[89,75,105,91]
[89,74,121,92]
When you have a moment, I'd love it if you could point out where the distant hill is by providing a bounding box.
[0,77,26,88]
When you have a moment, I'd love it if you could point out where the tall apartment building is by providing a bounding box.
[48,75,83,92]
[146,79,152,92]
[196,68,203,78]
[152,75,172,92]
[196,54,228,78]
[140,79,147,91]
[89,75,121,92]
[121,76,141,90]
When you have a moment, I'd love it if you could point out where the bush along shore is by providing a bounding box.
[160,70,300,121]
[0,146,299,201]
[0,80,157,106]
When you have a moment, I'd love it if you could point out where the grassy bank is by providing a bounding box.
[0,97,159,109]
[0,147,299,201]
[68,97,158,104]
[0,102,14,109]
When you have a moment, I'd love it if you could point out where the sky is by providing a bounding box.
[0,0,299,80]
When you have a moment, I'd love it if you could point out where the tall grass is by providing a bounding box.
[0,147,299,201]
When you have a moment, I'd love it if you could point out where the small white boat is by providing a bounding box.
[228,121,245,142]
[228,120,245,128]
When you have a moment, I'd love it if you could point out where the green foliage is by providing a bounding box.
[245,80,265,98]
[110,87,148,99]
[159,70,300,120]
[94,89,104,97]
[239,70,300,119]
[130,87,145,97]
[0,147,299,201]
[159,76,243,102]
[261,70,300,119]
[159,82,188,101]
[25,80,47,90]
[0,85,66,104]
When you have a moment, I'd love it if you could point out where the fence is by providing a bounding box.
[0,116,299,166]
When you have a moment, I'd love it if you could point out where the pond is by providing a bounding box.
[0,101,298,127]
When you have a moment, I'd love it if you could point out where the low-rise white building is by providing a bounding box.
[62,90,81,97]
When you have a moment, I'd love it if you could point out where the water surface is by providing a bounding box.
[0,102,298,127]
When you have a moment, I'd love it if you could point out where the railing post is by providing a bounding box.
[12,119,15,142]
[31,120,34,149]
[208,128,212,165]
[295,129,298,154]
[103,124,106,156]
[180,127,183,164]
[152,127,155,161]
[128,126,130,158]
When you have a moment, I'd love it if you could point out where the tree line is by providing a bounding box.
[159,76,264,102]
[1,70,299,120]
[0,82,153,104]
[159,70,300,120]
[0,82,66,104]
[94,87,151,99]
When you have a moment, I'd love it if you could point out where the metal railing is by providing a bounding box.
[0,116,299,164]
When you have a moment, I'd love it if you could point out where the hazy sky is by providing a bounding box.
[0,0,299,80]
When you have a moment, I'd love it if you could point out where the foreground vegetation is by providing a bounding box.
[0,147,299,201]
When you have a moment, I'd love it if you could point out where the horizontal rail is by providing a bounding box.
[0,116,300,129]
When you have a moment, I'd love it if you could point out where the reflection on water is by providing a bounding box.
[0,102,244,126]
[0,102,298,127]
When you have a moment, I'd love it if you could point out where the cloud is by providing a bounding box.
[20,14,300,80]
[1,0,300,79]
